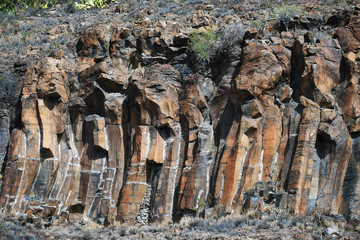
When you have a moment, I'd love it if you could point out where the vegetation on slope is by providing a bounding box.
[0,0,118,13]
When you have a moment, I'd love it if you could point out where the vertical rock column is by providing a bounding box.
[118,64,181,223]
[117,126,151,223]
[176,78,215,214]
[152,123,182,222]
[342,134,360,225]
[309,113,352,214]
[287,97,320,214]
[81,115,109,218]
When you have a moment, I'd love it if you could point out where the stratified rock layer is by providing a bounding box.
[2,13,360,225]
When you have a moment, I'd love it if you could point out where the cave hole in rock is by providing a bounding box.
[245,126,258,139]
[315,132,336,159]
[157,125,172,139]
[93,147,108,160]
[96,76,124,93]
[43,95,62,111]
[69,203,85,214]
[40,148,54,160]
[84,88,106,117]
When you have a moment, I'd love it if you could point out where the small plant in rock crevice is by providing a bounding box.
[252,18,267,32]
[273,5,302,32]
[189,23,245,67]
[189,26,218,64]
[194,197,206,211]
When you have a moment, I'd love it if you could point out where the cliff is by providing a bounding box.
[0,0,360,227]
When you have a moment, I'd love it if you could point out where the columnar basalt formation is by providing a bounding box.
[1,11,360,226]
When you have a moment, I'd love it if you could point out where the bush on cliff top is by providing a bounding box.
[189,24,245,65]
[0,0,59,13]
[274,5,302,31]
[0,0,117,13]
[74,0,117,10]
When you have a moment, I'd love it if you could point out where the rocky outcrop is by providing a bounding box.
[1,5,360,226]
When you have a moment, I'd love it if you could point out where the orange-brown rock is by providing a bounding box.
[232,42,284,104]
[2,12,360,226]
[335,15,360,53]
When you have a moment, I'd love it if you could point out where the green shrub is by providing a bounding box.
[274,5,302,31]
[74,0,117,10]
[189,24,245,65]
[0,0,117,13]
[252,18,267,32]
[0,0,59,13]
[189,27,218,63]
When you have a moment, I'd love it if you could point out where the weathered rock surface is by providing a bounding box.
[0,109,10,184]
[1,2,360,228]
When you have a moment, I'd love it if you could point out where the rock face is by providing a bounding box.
[1,10,360,225]
[0,109,10,183]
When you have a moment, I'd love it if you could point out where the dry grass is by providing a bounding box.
[1,207,360,239]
